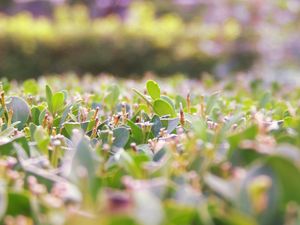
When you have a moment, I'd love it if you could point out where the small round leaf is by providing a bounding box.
[146,80,160,100]
[113,127,130,148]
[153,99,176,117]
[7,97,30,130]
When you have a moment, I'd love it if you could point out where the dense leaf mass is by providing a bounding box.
[0,75,299,225]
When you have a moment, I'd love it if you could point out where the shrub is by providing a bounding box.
[0,75,298,224]
[0,3,257,79]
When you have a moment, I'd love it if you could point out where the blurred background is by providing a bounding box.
[0,0,300,80]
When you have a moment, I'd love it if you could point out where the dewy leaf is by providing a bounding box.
[146,80,160,100]
[45,85,53,114]
[113,127,130,148]
[153,99,176,118]
[52,92,65,114]
[6,97,30,130]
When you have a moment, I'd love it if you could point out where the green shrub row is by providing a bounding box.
[0,3,258,79]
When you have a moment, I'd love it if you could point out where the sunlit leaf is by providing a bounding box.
[153,99,176,118]
[146,80,160,100]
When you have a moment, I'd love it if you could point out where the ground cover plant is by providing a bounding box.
[0,74,300,225]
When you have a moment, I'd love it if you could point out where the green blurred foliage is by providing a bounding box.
[0,2,257,79]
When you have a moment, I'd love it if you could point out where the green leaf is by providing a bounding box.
[136,144,154,158]
[165,202,199,225]
[153,99,176,118]
[161,95,175,109]
[69,132,97,186]
[38,109,47,125]
[62,122,82,138]
[52,92,65,114]
[59,103,73,128]
[132,88,153,106]
[127,120,143,144]
[31,106,40,125]
[53,115,62,128]
[161,117,179,134]
[6,192,31,217]
[0,136,30,156]
[239,162,280,224]
[265,156,300,205]
[29,123,37,140]
[45,85,53,114]
[23,79,39,95]
[205,92,220,115]
[146,80,160,100]
[151,115,162,137]
[115,150,142,178]
[34,126,50,154]
[86,120,96,133]
[218,210,258,225]
[238,156,300,224]
[153,148,166,162]
[6,97,30,130]
[113,127,130,148]
[0,127,14,138]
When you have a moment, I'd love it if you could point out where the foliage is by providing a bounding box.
[0,74,298,224]
[0,2,257,79]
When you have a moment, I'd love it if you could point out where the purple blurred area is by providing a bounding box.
[0,0,205,18]
[0,0,132,18]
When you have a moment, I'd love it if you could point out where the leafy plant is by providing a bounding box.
[0,76,298,225]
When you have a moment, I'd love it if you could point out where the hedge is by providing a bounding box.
[0,3,258,79]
